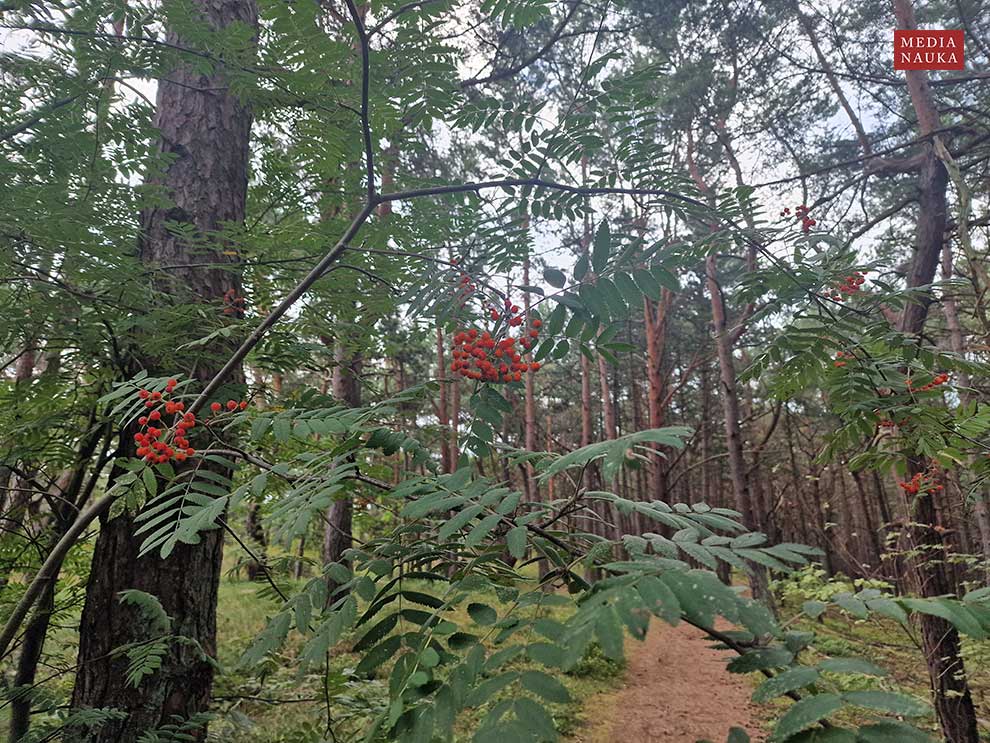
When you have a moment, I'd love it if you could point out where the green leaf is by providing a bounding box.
[513,697,557,740]
[784,729,857,742]
[752,667,820,704]
[841,690,928,717]
[354,612,398,652]
[519,670,569,703]
[802,600,826,619]
[900,597,986,639]
[355,635,402,677]
[574,255,589,281]
[855,721,934,742]
[595,607,625,660]
[526,642,565,668]
[727,647,793,673]
[468,602,498,626]
[141,466,158,498]
[439,505,484,540]
[649,264,680,291]
[632,269,662,301]
[544,304,566,336]
[818,657,887,677]
[507,525,527,560]
[466,672,518,707]
[544,268,566,288]
[771,694,842,741]
[613,272,642,305]
[466,514,502,547]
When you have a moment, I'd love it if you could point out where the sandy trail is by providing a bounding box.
[571,621,761,743]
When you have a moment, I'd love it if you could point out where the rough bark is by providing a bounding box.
[890,2,979,738]
[643,290,674,501]
[10,566,55,741]
[243,500,268,581]
[705,255,771,605]
[323,345,361,597]
[68,1,256,738]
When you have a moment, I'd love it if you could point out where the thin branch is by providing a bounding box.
[0,91,89,144]
[460,0,581,88]
[343,0,376,203]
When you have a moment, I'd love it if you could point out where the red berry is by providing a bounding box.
[138,416,148,426]
[239,401,248,410]
[138,389,150,400]
[185,447,195,456]
[210,402,222,413]
[149,410,161,421]
[151,391,162,401]
[226,400,237,411]
[531,319,542,328]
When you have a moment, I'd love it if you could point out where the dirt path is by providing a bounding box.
[571,621,761,743]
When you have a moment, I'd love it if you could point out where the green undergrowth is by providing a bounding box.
[748,569,990,740]
[209,566,625,742]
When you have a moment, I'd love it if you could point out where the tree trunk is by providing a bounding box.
[69,1,256,738]
[10,573,55,741]
[436,326,451,473]
[324,345,361,597]
[243,501,267,582]
[705,255,772,606]
[643,290,674,501]
[891,2,979,737]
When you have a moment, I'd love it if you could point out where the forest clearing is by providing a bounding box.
[1,0,989,741]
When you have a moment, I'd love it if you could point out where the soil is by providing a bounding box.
[571,620,762,743]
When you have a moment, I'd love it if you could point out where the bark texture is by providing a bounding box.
[892,2,979,739]
[323,345,361,597]
[69,1,257,739]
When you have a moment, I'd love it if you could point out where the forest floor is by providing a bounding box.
[567,620,759,743]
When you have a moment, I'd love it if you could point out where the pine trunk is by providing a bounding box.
[324,346,361,597]
[69,1,256,738]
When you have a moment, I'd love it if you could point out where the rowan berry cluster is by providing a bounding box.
[780,205,817,232]
[134,381,249,465]
[450,302,542,383]
[898,465,944,495]
[135,379,196,464]
[833,350,848,368]
[795,204,817,233]
[456,273,476,302]
[223,287,246,316]
[907,373,949,393]
[210,399,249,413]
[825,271,866,302]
